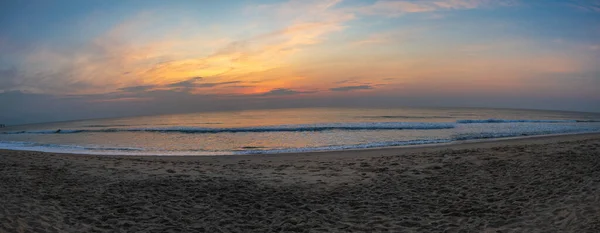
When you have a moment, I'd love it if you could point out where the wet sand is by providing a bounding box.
[1,133,600,232]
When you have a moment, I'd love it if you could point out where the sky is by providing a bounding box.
[1,0,599,124]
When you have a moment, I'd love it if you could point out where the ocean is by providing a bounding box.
[1,107,600,156]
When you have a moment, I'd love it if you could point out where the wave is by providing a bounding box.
[1,129,86,134]
[84,124,132,128]
[235,139,452,154]
[0,139,452,156]
[84,122,223,128]
[0,141,144,152]
[0,141,234,156]
[575,120,600,123]
[453,128,600,141]
[362,115,453,119]
[4,119,598,135]
[2,127,598,156]
[0,122,455,135]
[456,119,577,124]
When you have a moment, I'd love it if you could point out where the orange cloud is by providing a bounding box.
[15,0,353,96]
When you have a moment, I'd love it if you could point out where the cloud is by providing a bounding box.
[118,85,156,92]
[353,35,389,46]
[115,77,243,94]
[355,0,516,17]
[334,79,360,84]
[164,77,242,90]
[258,88,316,96]
[352,29,423,46]
[167,77,203,88]
[253,0,351,23]
[90,97,153,103]
[194,81,242,88]
[330,85,373,92]
[0,67,19,91]
[2,0,355,96]
[567,0,600,12]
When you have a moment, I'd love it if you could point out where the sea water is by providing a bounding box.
[1,107,600,155]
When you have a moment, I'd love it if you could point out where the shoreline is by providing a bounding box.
[1,131,599,158]
[2,132,599,232]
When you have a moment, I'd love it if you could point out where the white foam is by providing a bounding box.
[456,119,577,124]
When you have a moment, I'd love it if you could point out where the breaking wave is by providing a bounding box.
[453,129,600,141]
[0,141,143,152]
[361,115,454,119]
[1,122,455,135]
[0,139,452,156]
[235,139,452,154]
[456,119,578,124]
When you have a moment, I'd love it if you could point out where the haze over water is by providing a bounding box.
[1,107,600,155]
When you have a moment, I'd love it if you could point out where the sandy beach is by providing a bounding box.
[1,133,600,232]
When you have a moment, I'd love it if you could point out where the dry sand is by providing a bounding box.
[1,133,600,232]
